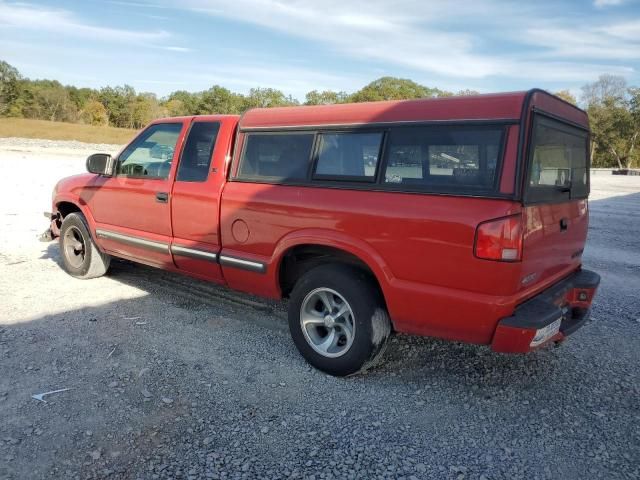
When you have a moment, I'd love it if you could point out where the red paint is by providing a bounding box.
[499,126,519,194]
[170,116,237,282]
[51,90,599,354]
[520,200,589,290]
[239,92,527,128]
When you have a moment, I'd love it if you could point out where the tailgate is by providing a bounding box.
[520,199,588,291]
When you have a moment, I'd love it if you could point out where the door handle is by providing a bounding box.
[156,192,169,203]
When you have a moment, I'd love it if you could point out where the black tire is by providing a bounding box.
[59,212,110,279]
[288,264,391,376]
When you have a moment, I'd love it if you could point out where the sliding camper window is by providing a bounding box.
[313,132,383,182]
[382,125,504,194]
[237,132,314,182]
[524,115,589,203]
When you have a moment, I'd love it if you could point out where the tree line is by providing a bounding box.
[0,60,637,168]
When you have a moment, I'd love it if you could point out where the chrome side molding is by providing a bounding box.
[219,255,267,273]
[171,244,218,262]
[95,229,169,253]
[95,228,266,273]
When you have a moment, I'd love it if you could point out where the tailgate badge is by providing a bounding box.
[521,272,538,285]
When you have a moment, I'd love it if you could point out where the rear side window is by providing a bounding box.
[238,133,314,181]
[314,132,383,181]
[383,125,504,193]
[525,115,589,203]
[176,122,220,182]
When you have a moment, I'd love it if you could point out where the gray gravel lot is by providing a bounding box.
[0,139,639,480]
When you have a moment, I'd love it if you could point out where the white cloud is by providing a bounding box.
[176,0,505,78]
[0,1,170,44]
[526,21,640,60]
[165,0,637,84]
[188,62,365,97]
[2,0,638,98]
[593,0,624,7]
[599,19,640,40]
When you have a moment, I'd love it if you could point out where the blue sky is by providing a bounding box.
[1,0,639,102]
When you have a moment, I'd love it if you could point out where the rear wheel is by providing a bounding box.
[288,264,391,376]
[59,212,110,279]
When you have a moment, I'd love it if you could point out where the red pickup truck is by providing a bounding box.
[46,89,600,376]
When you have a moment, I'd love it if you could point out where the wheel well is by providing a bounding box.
[279,244,383,299]
[55,201,82,229]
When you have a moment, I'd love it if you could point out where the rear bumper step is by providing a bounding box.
[491,269,600,353]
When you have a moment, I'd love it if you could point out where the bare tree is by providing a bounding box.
[581,74,627,107]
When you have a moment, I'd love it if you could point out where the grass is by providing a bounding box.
[0,118,137,145]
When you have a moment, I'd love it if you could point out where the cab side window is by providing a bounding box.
[117,123,183,179]
[176,122,220,182]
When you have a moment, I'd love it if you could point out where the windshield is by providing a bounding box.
[525,115,589,203]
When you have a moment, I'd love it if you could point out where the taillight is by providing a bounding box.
[566,287,596,308]
[474,214,523,262]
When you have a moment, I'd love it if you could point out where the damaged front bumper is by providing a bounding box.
[40,211,58,242]
[491,269,601,353]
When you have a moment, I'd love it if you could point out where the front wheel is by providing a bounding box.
[59,212,110,279]
[288,264,391,376]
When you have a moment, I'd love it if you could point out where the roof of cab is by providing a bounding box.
[150,114,241,124]
[238,89,588,130]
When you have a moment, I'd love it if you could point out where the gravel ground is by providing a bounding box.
[0,139,639,480]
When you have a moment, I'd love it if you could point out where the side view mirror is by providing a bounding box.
[86,153,115,176]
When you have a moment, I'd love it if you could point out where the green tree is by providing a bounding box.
[130,93,164,128]
[99,85,137,127]
[165,90,200,115]
[348,77,444,102]
[0,61,21,116]
[588,98,638,168]
[554,90,577,105]
[582,75,639,169]
[304,90,349,105]
[24,80,77,122]
[629,88,640,167]
[196,85,244,114]
[164,98,186,117]
[67,86,97,111]
[242,87,297,110]
[80,100,109,126]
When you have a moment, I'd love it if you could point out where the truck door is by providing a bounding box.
[170,118,234,283]
[89,120,187,267]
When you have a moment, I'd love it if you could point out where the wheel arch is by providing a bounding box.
[272,230,395,323]
[53,195,99,243]
[56,200,82,215]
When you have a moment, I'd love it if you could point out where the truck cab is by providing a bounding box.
[50,115,239,282]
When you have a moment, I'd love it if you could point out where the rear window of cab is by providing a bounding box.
[234,124,506,196]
